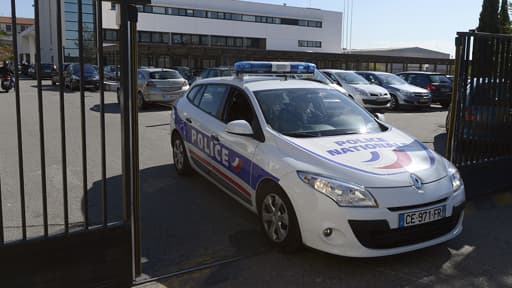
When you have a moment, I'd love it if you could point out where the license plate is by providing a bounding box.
[2,81,9,86]
[399,205,446,227]
[419,98,429,103]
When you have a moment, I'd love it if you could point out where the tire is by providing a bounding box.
[440,101,450,108]
[389,94,399,110]
[137,92,145,111]
[257,182,302,252]
[172,132,193,176]
[116,88,121,104]
[51,80,56,86]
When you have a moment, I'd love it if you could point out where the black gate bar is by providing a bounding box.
[96,0,108,227]
[34,0,49,238]
[56,0,70,234]
[78,0,89,229]
[10,0,27,241]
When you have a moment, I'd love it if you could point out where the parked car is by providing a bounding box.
[117,68,189,110]
[319,69,391,112]
[396,72,452,108]
[191,67,233,84]
[64,63,100,91]
[28,63,58,80]
[51,63,71,85]
[356,71,431,110]
[170,61,465,257]
[104,65,120,81]
[171,66,193,82]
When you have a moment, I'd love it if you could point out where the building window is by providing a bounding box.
[110,3,116,10]
[153,6,166,14]
[298,40,322,48]
[5,24,12,33]
[138,31,169,44]
[104,29,118,41]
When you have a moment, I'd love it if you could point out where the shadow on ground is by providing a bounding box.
[84,164,268,278]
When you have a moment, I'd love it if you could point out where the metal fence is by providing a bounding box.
[447,31,512,165]
[0,0,143,286]
[447,31,512,195]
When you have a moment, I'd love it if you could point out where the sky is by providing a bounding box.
[1,0,487,56]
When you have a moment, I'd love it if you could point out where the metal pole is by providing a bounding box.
[129,6,142,278]
[96,0,108,227]
[56,0,69,234]
[10,0,27,240]
[34,0,50,237]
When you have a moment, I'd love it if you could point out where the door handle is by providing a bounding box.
[185,118,192,124]
[211,134,220,142]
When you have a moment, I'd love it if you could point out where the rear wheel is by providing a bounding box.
[172,132,193,176]
[137,92,145,111]
[440,100,450,108]
[258,183,301,252]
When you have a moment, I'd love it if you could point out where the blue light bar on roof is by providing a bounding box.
[234,61,316,74]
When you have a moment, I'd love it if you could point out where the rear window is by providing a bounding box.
[429,74,451,84]
[149,70,181,80]
[72,64,98,74]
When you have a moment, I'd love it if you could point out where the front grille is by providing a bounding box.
[388,197,448,212]
[413,93,430,97]
[362,99,390,106]
[349,203,464,249]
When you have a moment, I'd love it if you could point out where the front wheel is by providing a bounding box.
[258,184,302,252]
[389,94,399,110]
[172,133,193,176]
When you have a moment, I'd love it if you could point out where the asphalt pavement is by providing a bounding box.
[1,81,510,287]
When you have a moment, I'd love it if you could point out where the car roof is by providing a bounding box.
[139,68,178,72]
[397,71,444,75]
[192,76,332,92]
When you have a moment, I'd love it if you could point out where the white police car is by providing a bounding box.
[169,61,465,257]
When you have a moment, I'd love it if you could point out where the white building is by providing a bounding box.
[102,0,343,54]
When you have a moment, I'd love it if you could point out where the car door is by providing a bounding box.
[182,84,237,192]
[216,87,264,206]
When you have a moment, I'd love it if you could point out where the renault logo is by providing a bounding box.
[410,174,423,192]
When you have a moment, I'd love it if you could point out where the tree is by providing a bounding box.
[498,0,511,33]
[477,0,500,33]
[0,45,13,63]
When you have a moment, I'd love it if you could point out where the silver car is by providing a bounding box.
[118,68,189,110]
[320,69,391,112]
[356,71,431,110]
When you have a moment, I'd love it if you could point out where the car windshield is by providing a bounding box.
[378,73,408,85]
[72,64,98,74]
[429,74,451,84]
[334,71,369,85]
[149,70,181,80]
[254,88,383,137]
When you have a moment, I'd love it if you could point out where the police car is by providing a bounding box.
[169,61,465,257]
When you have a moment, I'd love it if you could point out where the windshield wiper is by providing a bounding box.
[282,131,321,138]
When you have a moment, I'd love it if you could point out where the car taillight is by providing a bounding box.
[146,81,156,87]
[427,83,436,92]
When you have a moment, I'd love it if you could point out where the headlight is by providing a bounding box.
[297,171,377,207]
[444,159,463,192]
[399,90,412,96]
[354,87,370,97]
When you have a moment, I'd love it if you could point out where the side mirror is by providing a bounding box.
[226,120,254,136]
[374,113,385,122]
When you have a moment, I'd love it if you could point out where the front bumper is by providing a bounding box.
[361,95,391,109]
[280,173,465,257]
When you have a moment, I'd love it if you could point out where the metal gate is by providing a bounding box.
[447,31,512,196]
[0,1,146,286]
